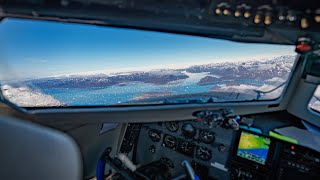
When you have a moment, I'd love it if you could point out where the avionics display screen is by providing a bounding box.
[237,131,271,165]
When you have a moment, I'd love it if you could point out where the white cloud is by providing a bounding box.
[213,84,258,92]
[266,77,286,83]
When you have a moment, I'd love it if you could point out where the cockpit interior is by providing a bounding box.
[0,0,320,180]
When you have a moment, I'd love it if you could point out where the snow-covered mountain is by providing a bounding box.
[189,55,295,85]
[1,55,299,106]
[23,55,295,90]
[24,69,189,89]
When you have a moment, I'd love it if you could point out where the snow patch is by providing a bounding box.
[1,84,63,107]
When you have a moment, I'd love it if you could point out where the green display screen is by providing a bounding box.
[237,131,271,165]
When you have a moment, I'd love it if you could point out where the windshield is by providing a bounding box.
[0,18,297,107]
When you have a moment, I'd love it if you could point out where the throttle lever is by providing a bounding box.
[181,160,200,180]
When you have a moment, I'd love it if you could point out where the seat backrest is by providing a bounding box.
[0,115,82,180]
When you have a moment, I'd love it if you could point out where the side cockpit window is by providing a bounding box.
[309,86,320,113]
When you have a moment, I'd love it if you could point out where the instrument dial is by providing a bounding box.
[177,140,195,157]
[148,129,161,142]
[199,130,215,144]
[195,146,212,161]
[165,121,179,132]
[181,123,196,138]
[163,135,177,149]
[160,157,174,168]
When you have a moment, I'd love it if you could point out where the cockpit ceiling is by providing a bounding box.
[0,0,319,46]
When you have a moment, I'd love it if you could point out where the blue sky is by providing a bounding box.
[0,18,294,79]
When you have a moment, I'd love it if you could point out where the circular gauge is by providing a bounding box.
[160,157,174,168]
[181,123,196,138]
[195,146,212,161]
[178,141,195,156]
[148,129,161,142]
[165,121,179,132]
[199,130,215,144]
[163,135,177,149]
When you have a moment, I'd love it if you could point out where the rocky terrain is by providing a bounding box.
[1,55,300,106]
[23,70,189,89]
[22,55,295,90]
[191,55,295,85]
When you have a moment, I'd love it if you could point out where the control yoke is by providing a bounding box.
[193,109,240,130]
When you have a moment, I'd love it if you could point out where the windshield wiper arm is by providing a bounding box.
[253,81,287,100]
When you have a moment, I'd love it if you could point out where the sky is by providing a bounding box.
[0,18,295,79]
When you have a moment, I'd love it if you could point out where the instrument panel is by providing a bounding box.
[120,115,320,179]
[134,120,235,179]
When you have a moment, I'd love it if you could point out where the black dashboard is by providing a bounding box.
[118,111,320,180]
[136,120,234,179]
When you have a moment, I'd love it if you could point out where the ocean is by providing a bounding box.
[41,72,268,106]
